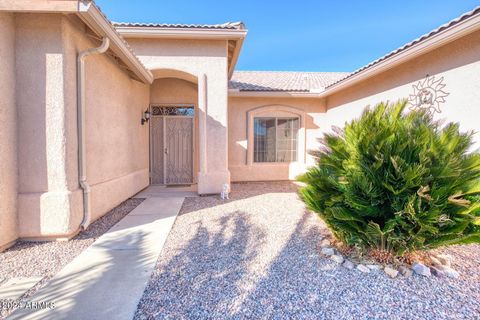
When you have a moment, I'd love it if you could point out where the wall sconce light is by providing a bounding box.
[141,109,151,125]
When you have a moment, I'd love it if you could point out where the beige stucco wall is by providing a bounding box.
[150,78,199,184]
[228,27,480,183]
[15,13,83,239]
[228,97,326,181]
[125,38,230,194]
[15,14,149,239]
[0,12,18,249]
[325,29,480,148]
[65,16,150,222]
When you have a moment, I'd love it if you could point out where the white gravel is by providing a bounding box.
[134,182,480,320]
[0,198,144,318]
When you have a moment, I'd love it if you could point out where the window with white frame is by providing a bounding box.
[253,117,299,162]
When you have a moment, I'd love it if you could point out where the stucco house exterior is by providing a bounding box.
[0,1,479,250]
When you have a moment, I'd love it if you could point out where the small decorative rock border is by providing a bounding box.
[320,239,460,279]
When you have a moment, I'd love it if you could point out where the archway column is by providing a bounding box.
[197,73,230,195]
[198,73,207,174]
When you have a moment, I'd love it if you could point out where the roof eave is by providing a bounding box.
[0,0,154,84]
[115,26,248,40]
[325,11,480,96]
[228,37,245,79]
[78,2,154,84]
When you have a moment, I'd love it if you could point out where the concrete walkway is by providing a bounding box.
[134,185,198,198]
[9,197,184,320]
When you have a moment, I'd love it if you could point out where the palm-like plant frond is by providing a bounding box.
[299,100,480,255]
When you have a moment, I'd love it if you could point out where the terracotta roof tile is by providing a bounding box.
[229,71,349,92]
[113,21,245,30]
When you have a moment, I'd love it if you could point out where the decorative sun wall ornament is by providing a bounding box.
[408,75,449,114]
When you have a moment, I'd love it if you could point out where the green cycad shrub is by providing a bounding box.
[299,100,480,255]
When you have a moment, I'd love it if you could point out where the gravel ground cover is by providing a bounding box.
[0,198,144,318]
[135,182,480,320]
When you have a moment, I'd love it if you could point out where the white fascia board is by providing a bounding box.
[116,26,248,40]
[228,90,324,98]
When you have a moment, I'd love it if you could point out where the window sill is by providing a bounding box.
[251,161,299,166]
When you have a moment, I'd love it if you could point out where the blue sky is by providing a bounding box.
[97,0,479,72]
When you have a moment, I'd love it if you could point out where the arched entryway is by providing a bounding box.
[146,67,229,195]
[149,69,200,186]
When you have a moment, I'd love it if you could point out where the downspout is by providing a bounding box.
[77,37,110,230]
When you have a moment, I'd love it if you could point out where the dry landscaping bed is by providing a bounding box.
[0,198,144,318]
[134,182,480,319]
